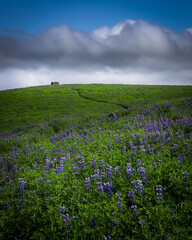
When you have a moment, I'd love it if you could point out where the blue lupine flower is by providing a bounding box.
[131,205,138,215]
[104,182,113,194]
[107,165,113,177]
[126,163,135,179]
[100,159,105,170]
[39,178,43,181]
[91,157,97,168]
[46,180,51,184]
[113,220,118,228]
[85,178,91,188]
[123,145,126,152]
[156,185,163,201]
[128,190,135,201]
[19,178,25,195]
[80,156,85,169]
[59,206,66,213]
[114,166,121,174]
[97,182,104,193]
[178,154,184,163]
[131,180,143,194]
[182,171,188,185]
[117,201,123,211]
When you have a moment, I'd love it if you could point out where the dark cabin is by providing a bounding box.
[51,82,59,85]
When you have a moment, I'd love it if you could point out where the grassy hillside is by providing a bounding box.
[0,94,191,239]
[0,84,192,133]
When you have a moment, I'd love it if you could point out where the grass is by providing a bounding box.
[0,84,192,239]
[0,84,191,132]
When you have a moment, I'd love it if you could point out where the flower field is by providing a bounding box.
[0,95,192,239]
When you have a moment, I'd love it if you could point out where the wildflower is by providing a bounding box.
[131,205,138,215]
[107,165,113,177]
[85,178,91,188]
[19,178,25,195]
[46,180,51,184]
[123,145,126,152]
[131,180,143,194]
[113,220,118,228]
[100,159,105,170]
[117,201,123,211]
[80,156,85,169]
[97,182,104,193]
[39,178,43,181]
[91,157,97,168]
[114,166,121,174]
[59,206,66,213]
[126,163,135,179]
[182,171,188,185]
[128,190,135,201]
[178,154,184,163]
[104,182,113,194]
[156,185,163,202]
[104,146,108,152]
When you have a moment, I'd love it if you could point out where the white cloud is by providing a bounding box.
[0,19,192,90]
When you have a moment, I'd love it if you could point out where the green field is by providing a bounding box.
[0,84,192,239]
[0,84,192,132]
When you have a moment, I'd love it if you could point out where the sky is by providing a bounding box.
[0,0,192,90]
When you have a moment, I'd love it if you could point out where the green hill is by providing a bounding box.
[0,84,192,132]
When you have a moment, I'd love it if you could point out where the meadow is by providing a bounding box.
[0,84,192,239]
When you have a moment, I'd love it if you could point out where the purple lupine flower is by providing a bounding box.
[104,146,108,152]
[107,165,113,177]
[131,205,138,215]
[60,158,64,171]
[113,220,118,228]
[123,145,126,152]
[156,185,163,202]
[101,171,106,178]
[100,159,105,170]
[80,156,85,169]
[19,178,25,195]
[117,201,123,211]
[14,165,18,173]
[178,154,184,163]
[62,213,71,226]
[137,159,142,166]
[138,220,145,225]
[59,206,66,213]
[126,163,135,179]
[91,157,97,168]
[104,182,113,194]
[128,190,135,201]
[137,167,148,184]
[182,171,188,185]
[85,177,91,188]
[46,180,51,184]
[114,166,121,174]
[97,182,104,193]
[39,178,43,181]
[131,180,143,194]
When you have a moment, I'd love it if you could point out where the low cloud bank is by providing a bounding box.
[0,20,192,90]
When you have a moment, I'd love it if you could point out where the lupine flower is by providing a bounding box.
[46,180,51,184]
[131,205,138,215]
[138,220,145,225]
[91,157,97,168]
[85,178,91,188]
[137,167,148,184]
[80,156,85,169]
[126,163,135,179]
[117,201,123,211]
[59,206,66,213]
[39,178,43,181]
[97,182,104,193]
[107,165,113,177]
[100,159,105,170]
[114,166,121,174]
[156,185,163,202]
[123,145,126,152]
[19,178,25,195]
[104,182,113,194]
[178,154,184,163]
[14,165,18,173]
[182,171,188,185]
[113,220,118,228]
[131,180,143,194]
[128,190,135,201]
[62,213,71,227]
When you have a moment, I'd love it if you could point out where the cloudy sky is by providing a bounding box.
[0,0,192,90]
